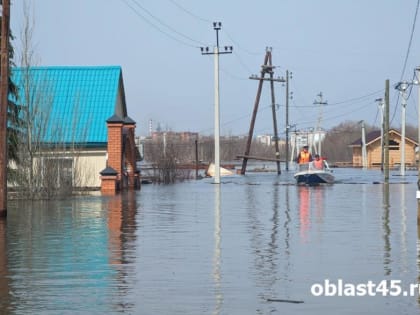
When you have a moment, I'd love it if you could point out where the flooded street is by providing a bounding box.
[1,168,420,314]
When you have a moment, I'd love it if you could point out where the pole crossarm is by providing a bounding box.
[249,75,285,82]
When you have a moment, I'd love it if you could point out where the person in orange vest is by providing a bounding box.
[296,145,313,164]
[312,154,324,169]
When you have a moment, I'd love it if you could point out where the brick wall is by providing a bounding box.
[107,122,123,176]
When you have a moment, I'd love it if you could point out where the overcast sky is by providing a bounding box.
[9,0,420,137]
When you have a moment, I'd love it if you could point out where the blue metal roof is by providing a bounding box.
[11,66,125,145]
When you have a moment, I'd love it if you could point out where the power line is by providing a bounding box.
[294,101,375,127]
[167,0,211,23]
[399,0,420,80]
[223,29,261,56]
[327,89,384,106]
[120,0,202,48]
[167,0,261,72]
[289,89,384,108]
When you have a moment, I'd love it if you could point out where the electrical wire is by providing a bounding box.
[289,89,384,108]
[399,0,420,81]
[120,0,203,48]
[293,101,376,127]
[167,0,212,23]
[223,29,261,56]
[197,105,272,134]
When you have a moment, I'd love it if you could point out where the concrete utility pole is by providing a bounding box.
[313,92,327,156]
[375,98,384,171]
[415,67,420,223]
[395,81,409,176]
[0,0,10,217]
[200,22,232,184]
[359,120,367,169]
[285,70,292,171]
[417,67,420,177]
[384,79,390,182]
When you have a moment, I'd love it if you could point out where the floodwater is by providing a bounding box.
[0,168,420,314]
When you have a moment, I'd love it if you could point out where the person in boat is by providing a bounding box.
[312,154,325,170]
[296,145,313,164]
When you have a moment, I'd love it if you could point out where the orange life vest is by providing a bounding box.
[299,151,311,164]
[313,159,324,169]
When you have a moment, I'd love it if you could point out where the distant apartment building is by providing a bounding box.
[151,131,199,142]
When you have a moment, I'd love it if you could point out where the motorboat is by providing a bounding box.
[294,161,334,185]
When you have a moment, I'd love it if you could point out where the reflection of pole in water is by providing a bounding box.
[399,184,408,272]
[267,182,280,296]
[213,185,223,315]
[284,186,291,256]
[417,216,420,306]
[281,185,292,297]
[0,219,10,313]
[382,183,391,276]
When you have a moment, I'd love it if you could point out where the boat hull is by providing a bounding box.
[294,170,334,185]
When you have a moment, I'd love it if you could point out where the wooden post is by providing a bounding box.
[195,138,199,179]
[240,52,269,175]
[285,70,290,171]
[0,0,10,217]
[268,53,281,175]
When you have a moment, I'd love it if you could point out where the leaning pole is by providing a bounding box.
[0,0,10,217]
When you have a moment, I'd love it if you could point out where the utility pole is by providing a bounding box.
[359,120,367,169]
[195,138,199,179]
[375,98,384,171]
[384,79,390,182]
[285,70,292,171]
[313,92,327,156]
[268,61,281,174]
[0,0,10,217]
[395,81,409,176]
[200,22,232,184]
[240,48,285,175]
[415,67,420,224]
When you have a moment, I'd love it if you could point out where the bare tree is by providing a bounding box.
[12,1,94,199]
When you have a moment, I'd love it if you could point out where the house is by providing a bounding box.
[349,129,418,168]
[11,66,140,192]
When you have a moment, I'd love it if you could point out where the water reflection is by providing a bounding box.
[298,186,311,242]
[2,172,420,314]
[417,209,420,306]
[298,186,325,242]
[2,194,138,314]
[382,183,391,276]
[0,219,10,314]
[282,185,291,289]
[106,191,137,266]
[213,185,222,315]
[105,191,138,312]
[399,184,408,273]
[268,181,279,291]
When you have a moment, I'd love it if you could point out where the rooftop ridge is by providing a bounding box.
[13,65,122,71]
